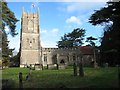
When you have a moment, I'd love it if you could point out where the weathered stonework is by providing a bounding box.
[41,48,81,66]
[20,8,42,66]
[20,9,95,68]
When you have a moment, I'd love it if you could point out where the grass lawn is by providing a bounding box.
[2,67,119,88]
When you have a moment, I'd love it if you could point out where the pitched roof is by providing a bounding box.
[80,46,94,55]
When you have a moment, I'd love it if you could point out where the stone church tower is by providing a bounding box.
[19,7,94,68]
[20,8,42,67]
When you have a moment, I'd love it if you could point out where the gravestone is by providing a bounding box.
[26,73,31,81]
[79,62,84,77]
[34,64,43,70]
[59,64,66,69]
[73,62,77,76]
[19,72,23,89]
[19,72,22,83]
[105,63,108,67]
[20,64,25,68]
[48,64,58,70]
[31,64,35,69]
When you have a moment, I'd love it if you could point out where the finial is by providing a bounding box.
[22,6,24,17]
[37,7,40,17]
[22,6,24,13]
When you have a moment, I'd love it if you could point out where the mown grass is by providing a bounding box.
[2,67,119,88]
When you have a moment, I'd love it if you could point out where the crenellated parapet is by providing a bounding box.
[41,47,81,55]
[42,47,79,51]
[22,7,39,18]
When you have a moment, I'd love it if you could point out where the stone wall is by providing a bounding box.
[41,47,81,66]
[41,47,94,67]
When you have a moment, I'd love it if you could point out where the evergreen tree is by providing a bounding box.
[57,28,85,48]
[86,36,97,46]
[1,0,19,36]
[1,0,19,67]
[89,1,120,66]
[57,28,85,77]
[86,36,98,68]
[2,31,14,67]
[10,51,20,67]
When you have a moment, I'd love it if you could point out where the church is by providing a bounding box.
[20,8,96,69]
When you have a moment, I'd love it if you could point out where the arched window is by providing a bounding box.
[60,59,65,64]
[73,56,76,61]
[44,54,47,62]
[52,54,57,64]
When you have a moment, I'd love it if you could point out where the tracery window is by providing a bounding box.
[44,54,47,62]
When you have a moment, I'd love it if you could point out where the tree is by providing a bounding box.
[79,56,84,77]
[10,51,20,67]
[89,1,120,66]
[86,36,98,68]
[57,28,85,77]
[57,28,86,48]
[2,30,14,67]
[1,0,19,36]
[86,36,97,46]
[1,0,19,67]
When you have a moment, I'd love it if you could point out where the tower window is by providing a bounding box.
[27,38,29,42]
[30,41,32,48]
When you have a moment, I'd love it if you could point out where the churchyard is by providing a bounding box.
[2,66,119,88]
